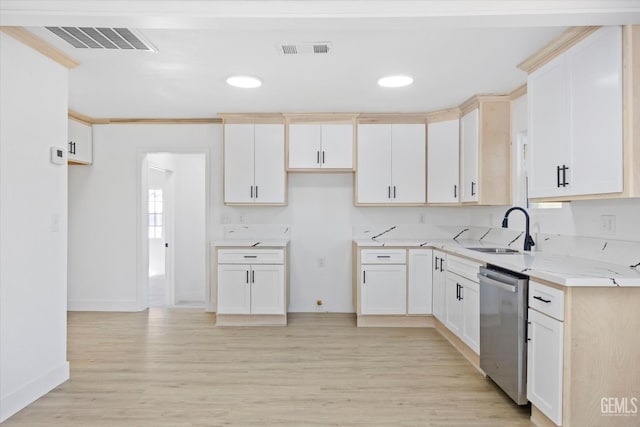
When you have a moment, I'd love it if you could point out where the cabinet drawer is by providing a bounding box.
[217,249,284,264]
[361,249,406,264]
[446,255,483,282]
[529,281,565,321]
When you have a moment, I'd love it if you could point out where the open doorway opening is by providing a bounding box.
[144,152,206,308]
[147,164,173,307]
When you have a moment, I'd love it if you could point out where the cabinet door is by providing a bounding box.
[408,249,432,314]
[460,110,479,202]
[568,26,623,196]
[357,124,392,203]
[289,124,321,169]
[360,264,406,314]
[527,56,570,198]
[67,119,93,164]
[321,124,353,169]
[224,124,255,203]
[254,124,285,204]
[432,252,446,321]
[427,119,459,203]
[250,264,285,315]
[391,124,426,203]
[445,274,463,336]
[527,309,564,426]
[461,279,480,354]
[217,264,251,314]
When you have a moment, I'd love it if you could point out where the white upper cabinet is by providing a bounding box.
[460,109,479,202]
[427,118,460,203]
[456,97,511,205]
[356,123,426,204]
[224,123,286,205]
[288,122,354,170]
[67,119,93,164]
[528,26,623,199]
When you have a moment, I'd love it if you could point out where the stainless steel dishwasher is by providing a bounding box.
[478,264,529,405]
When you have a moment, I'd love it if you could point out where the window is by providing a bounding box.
[148,189,163,238]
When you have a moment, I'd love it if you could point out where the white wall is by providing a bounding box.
[0,34,69,422]
[68,125,215,311]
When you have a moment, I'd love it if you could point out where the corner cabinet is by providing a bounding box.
[356,122,426,205]
[427,117,460,204]
[527,26,623,200]
[68,118,93,165]
[215,246,288,326]
[286,114,357,171]
[354,245,432,327]
[458,96,511,205]
[223,121,286,205]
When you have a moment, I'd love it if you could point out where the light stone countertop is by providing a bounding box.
[355,238,640,287]
[212,240,289,248]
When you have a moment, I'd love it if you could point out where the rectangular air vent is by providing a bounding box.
[278,42,332,55]
[46,27,156,51]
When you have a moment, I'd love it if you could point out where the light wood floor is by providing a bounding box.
[5,310,532,426]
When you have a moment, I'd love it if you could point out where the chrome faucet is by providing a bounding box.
[502,207,535,251]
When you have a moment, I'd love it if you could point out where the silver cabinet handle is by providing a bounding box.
[255,186,258,199]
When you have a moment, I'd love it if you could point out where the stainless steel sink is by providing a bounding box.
[466,247,520,254]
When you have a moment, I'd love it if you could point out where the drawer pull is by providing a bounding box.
[376,255,391,259]
[533,295,551,303]
[243,255,258,258]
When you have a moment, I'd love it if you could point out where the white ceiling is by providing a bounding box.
[4,1,639,118]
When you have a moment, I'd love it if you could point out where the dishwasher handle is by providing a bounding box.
[478,273,517,293]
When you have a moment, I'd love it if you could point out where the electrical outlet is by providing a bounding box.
[239,215,244,224]
[318,257,325,268]
[600,215,616,235]
[419,213,426,223]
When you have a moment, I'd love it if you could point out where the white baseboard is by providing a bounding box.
[0,361,69,423]
[67,300,143,311]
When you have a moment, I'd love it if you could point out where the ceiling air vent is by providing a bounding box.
[278,42,332,55]
[45,27,156,51]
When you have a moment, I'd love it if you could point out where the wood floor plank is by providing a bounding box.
[4,310,532,426]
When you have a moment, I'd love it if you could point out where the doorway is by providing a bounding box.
[143,152,207,308]
[147,164,173,307]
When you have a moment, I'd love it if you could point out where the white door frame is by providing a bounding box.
[137,147,211,311]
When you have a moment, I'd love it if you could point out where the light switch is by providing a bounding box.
[51,214,60,232]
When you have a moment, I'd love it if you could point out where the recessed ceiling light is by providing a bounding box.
[378,75,414,88]
[226,75,262,89]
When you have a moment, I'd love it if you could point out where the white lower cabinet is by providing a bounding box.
[444,255,481,354]
[360,264,406,314]
[217,264,251,314]
[216,248,286,320]
[249,264,285,314]
[460,278,479,353]
[407,249,433,314]
[432,251,447,321]
[217,264,284,315]
[527,308,564,426]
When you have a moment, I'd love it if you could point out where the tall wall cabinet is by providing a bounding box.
[458,96,511,205]
[356,118,426,205]
[527,26,623,199]
[427,113,460,204]
[222,115,286,205]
